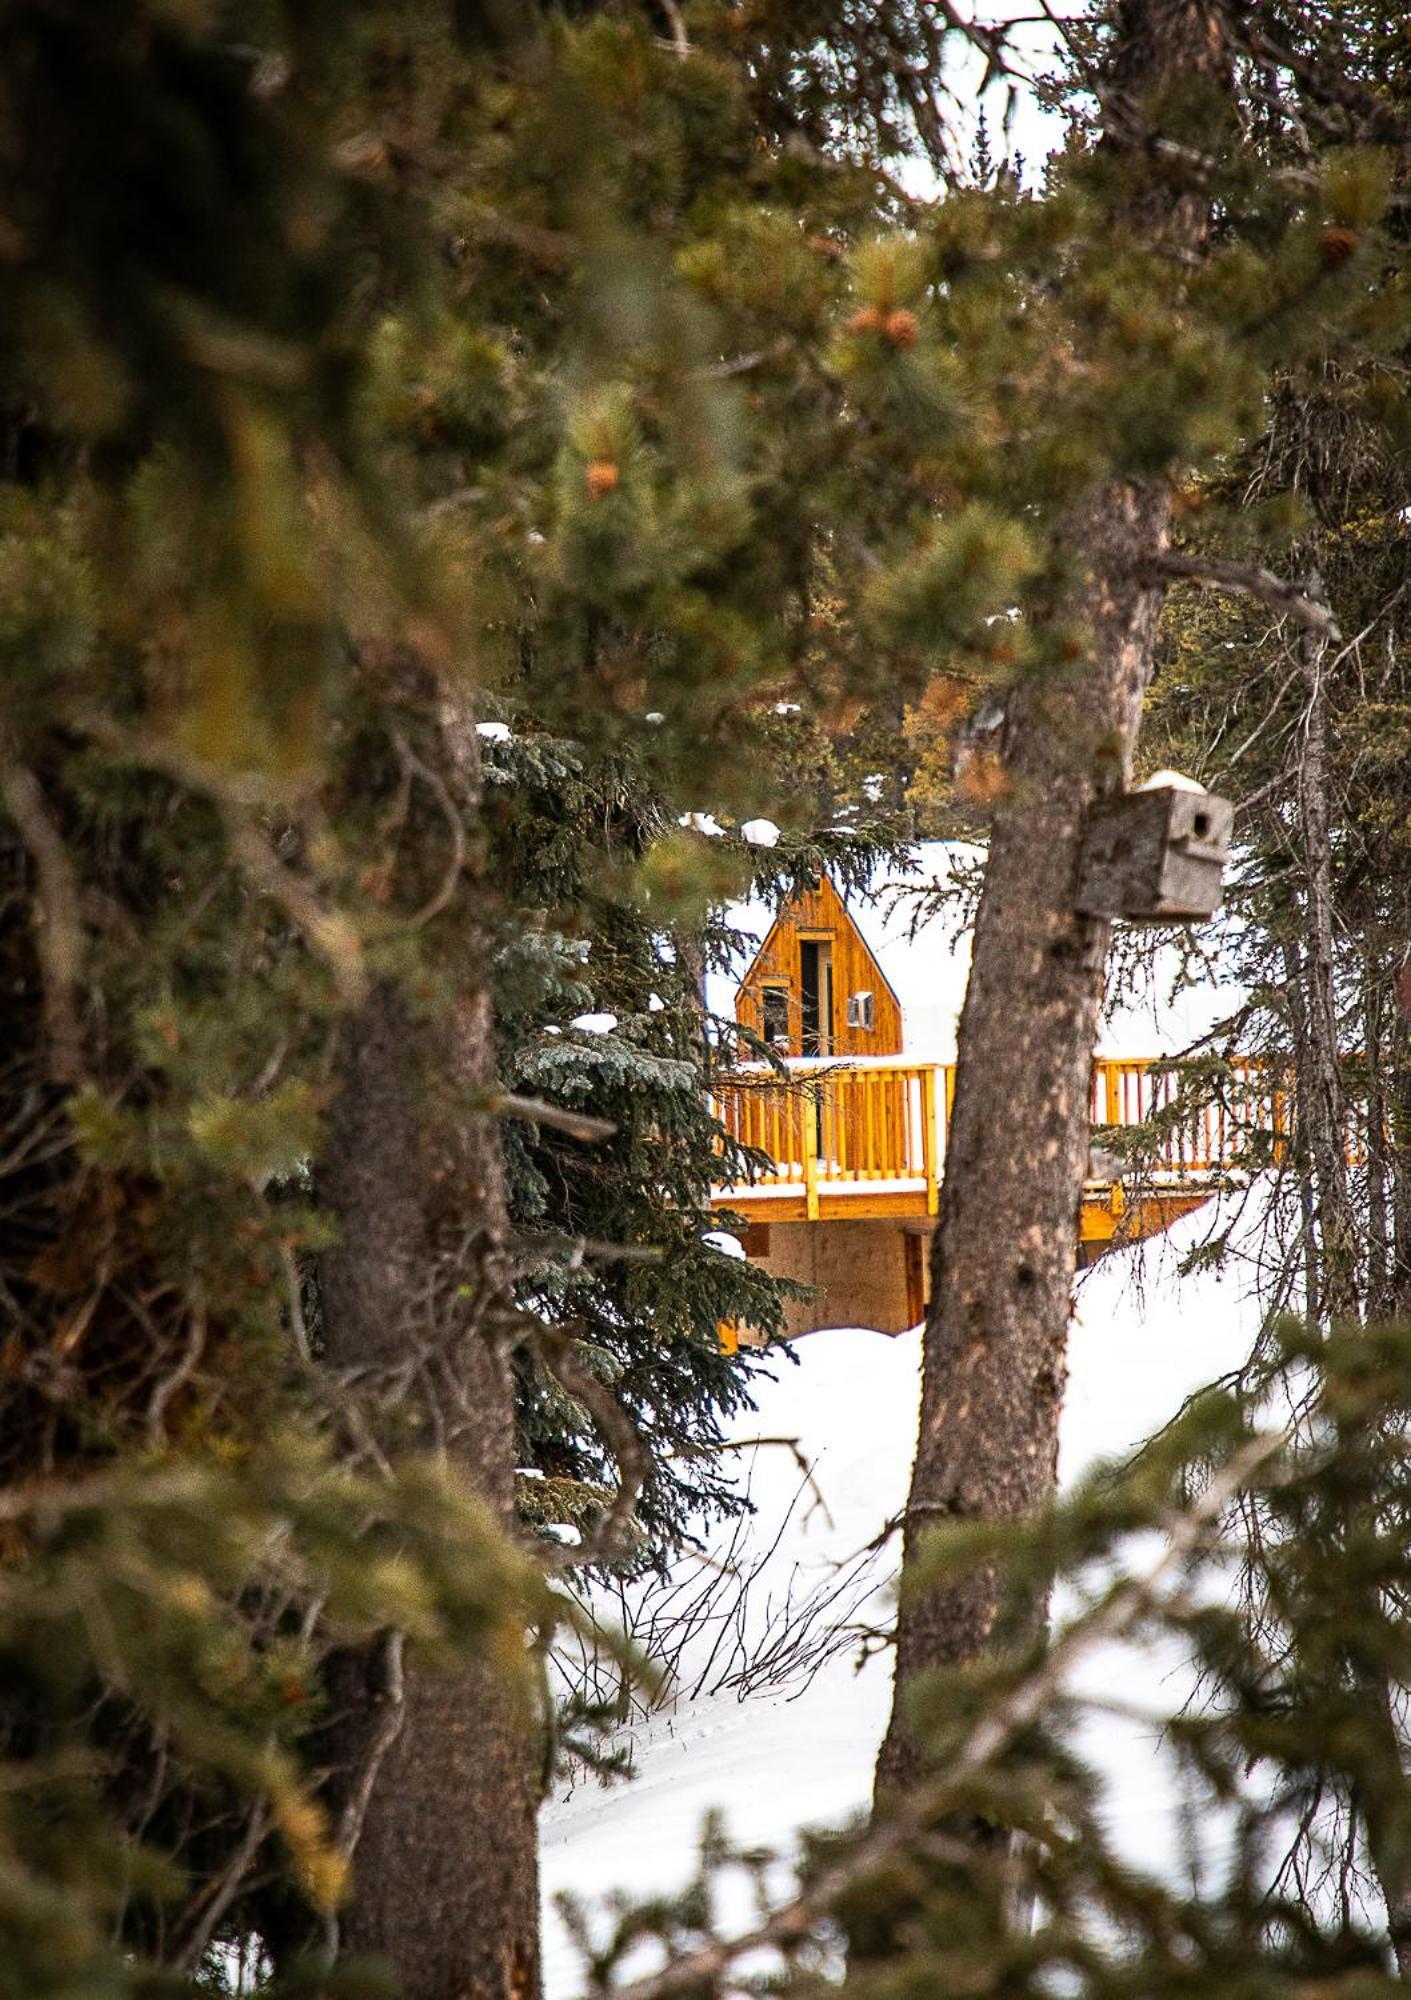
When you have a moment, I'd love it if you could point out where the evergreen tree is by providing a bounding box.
[0,0,1031,1988]
[874,0,1411,1847]
[485,725,915,1555]
[558,1317,1411,1999]
[486,728,786,1554]
[9,0,1411,1993]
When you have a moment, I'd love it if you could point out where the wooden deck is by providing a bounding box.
[710,1055,1289,1250]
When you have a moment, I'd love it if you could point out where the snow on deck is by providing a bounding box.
[540,1191,1268,1995]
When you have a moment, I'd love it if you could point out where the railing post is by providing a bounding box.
[1102,1059,1122,1128]
[923,1067,939,1215]
[804,1115,820,1221]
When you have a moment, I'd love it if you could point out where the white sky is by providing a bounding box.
[898,0,1078,194]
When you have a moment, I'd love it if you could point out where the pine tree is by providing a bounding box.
[873,0,1411,1819]
[554,1318,1411,2000]
[0,0,1055,1990]
[11,0,1411,1993]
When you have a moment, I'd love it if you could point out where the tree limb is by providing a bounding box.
[610,1430,1283,2000]
[1,756,85,1082]
[1150,552,1343,641]
[530,1321,649,1567]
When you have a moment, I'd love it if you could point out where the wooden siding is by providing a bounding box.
[735,875,903,1058]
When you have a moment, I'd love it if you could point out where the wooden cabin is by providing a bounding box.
[734,875,903,1059]
[714,870,1257,1343]
[726,873,926,1339]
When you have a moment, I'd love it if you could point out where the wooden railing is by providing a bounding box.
[712,1059,951,1218]
[1088,1056,1294,1176]
[711,1055,1296,1216]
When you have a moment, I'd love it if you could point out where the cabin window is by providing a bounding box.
[799,938,834,1055]
[761,983,790,1050]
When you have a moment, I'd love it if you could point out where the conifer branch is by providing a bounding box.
[333,1630,407,1863]
[1150,553,1343,642]
[170,1798,272,1972]
[1237,16,1411,148]
[496,1093,618,1143]
[656,0,690,58]
[610,1429,1284,2000]
[74,718,368,1005]
[531,1322,649,1566]
[221,812,368,1006]
[389,726,468,929]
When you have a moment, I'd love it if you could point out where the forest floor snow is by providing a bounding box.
[539,1191,1269,1996]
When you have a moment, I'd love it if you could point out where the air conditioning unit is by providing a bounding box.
[846,990,875,1031]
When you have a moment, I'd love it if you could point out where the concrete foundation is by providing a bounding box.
[742,1218,932,1339]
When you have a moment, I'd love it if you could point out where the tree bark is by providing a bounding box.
[1291,576,1359,1323]
[1390,973,1411,1320]
[1366,956,1390,1316]
[1281,582,1411,1970]
[319,705,541,2000]
[1349,1652,1411,1982]
[874,483,1169,1798]
[874,0,1230,1808]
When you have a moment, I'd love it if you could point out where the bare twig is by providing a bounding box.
[388,726,468,930]
[496,1092,617,1144]
[220,813,367,1005]
[335,1630,406,1860]
[656,0,689,58]
[146,1289,209,1444]
[171,1799,272,1973]
[532,1322,650,1568]
[280,1242,311,1363]
[610,1431,1285,2000]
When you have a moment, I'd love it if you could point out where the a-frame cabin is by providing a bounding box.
[716,868,1238,1343]
[735,875,903,1059]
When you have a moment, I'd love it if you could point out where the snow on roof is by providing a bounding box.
[711,839,1238,1063]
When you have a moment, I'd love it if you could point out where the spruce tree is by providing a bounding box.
[874,0,1411,1831]
[0,0,1039,1988]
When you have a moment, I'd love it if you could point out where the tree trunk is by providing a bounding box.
[1292,576,1359,1323]
[874,483,1168,1798]
[874,0,1229,1808]
[319,707,541,2000]
[1283,583,1411,1969]
[1350,1652,1411,1982]
[1366,956,1390,1316]
[1391,973,1411,1319]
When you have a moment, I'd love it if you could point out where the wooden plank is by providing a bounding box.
[922,1069,939,1215]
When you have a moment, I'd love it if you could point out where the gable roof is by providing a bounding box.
[712,839,1239,1062]
[735,872,903,1021]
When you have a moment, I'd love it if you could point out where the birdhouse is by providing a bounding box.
[1076,781,1234,923]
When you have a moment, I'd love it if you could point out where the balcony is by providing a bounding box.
[709,1055,1290,1242]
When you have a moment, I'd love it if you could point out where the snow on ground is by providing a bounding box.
[539,1192,1270,1994]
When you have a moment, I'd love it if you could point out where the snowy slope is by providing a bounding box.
[540,1192,1268,1994]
